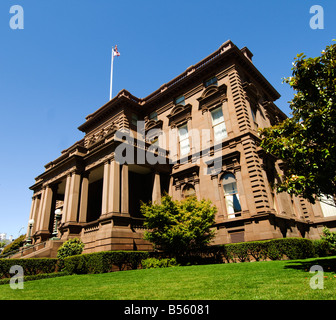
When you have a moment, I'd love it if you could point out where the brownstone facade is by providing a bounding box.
[21,40,336,258]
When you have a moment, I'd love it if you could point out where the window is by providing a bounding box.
[149,111,158,121]
[222,173,241,218]
[131,113,138,126]
[211,106,227,142]
[178,124,190,156]
[250,106,258,130]
[205,76,217,87]
[182,184,196,198]
[319,194,336,217]
[175,95,185,106]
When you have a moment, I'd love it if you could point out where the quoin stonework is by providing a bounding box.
[16,40,336,258]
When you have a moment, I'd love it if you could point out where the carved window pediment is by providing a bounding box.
[172,164,200,190]
[167,103,192,126]
[197,83,227,111]
[145,119,163,131]
[205,150,241,176]
[242,82,260,102]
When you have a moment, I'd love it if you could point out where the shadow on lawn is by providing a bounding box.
[283,257,336,274]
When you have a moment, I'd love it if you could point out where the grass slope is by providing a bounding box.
[1,256,336,300]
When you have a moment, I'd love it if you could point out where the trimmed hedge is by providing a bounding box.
[141,257,179,269]
[63,251,149,274]
[0,271,69,285]
[0,258,59,279]
[0,238,331,281]
[222,238,317,263]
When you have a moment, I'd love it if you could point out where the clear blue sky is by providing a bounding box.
[0,0,335,238]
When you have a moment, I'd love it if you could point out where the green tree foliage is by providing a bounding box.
[260,41,336,203]
[0,234,26,256]
[56,238,84,260]
[320,227,336,255]
[141,195,216,256]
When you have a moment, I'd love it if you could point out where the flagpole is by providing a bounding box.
[109,46,114,100]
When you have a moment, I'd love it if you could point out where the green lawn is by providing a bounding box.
[1,256,336,300]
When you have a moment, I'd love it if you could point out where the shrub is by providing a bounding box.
[141,257,179,269]
[266,240,284,260]
[320,227,336,255]
[276,238,315,260]
[63,251,149,274]
[142,195,216,256]
[0,271,69,285]
[313,239,330,257]
[246,241,268,261]
[225,243,250,263]
[221,238,316,263]
[57,238,84,260]
[0,258,59,279]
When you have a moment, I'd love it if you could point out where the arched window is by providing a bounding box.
[221,173,241,218]
[182,184,196,198]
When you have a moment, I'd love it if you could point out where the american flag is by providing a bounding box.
[113,45,120,57]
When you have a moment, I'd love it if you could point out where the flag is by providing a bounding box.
[110,45,120,100]
[113,45,120,57]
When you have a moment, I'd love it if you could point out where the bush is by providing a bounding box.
[274,238,315,260]
[0,271,69,285]
[221,238,317,263]
[313,239,330,257]
[0,258,59,279]
[225,243,250,263]
[247,241,268,261]
[142,195,216,256]
[141,257,179,269]
[266,240,284,260]
[320,227,336,255]
[57,238,84,260]
[63,251,149,274]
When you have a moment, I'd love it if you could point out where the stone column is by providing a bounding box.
[64,173,81,223]
[121,164,129,214]
[31,195,41,235]
[35,188,46,233]
[152,171,161,204]
[39,186,53,231]
[78,173,89,223]
[108,160,120,213]
[61,174,72,224]
[101,161,110,215]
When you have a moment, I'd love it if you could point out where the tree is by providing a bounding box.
[56,238,84,259]
[320,227,336,255]
[141,195,216,256]
[260,41,336,204]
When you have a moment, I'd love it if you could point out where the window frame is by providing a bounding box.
[221,172,242,218]
[182,184,196,198]
[205,76,218,88]
[178,123,190,156]
[210,105,227,142]
[175,95,185,106]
